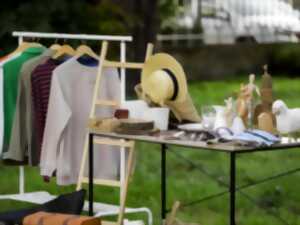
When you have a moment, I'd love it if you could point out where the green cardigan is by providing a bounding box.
[3,47,45,153]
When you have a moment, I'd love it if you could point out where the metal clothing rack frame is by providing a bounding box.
[0,31,152,224]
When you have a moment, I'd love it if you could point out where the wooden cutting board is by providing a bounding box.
[119,119,154,131]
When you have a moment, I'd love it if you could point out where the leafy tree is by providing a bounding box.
[0,0,178,89]
[0,0,135,54]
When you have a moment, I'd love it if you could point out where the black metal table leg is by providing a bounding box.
[161,144,167,221]
[88,133,94,216]
[230,152,236,225]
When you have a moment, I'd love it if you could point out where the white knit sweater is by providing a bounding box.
[40,57,121,185]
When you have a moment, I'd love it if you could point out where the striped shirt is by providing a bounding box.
[31,58,63,163]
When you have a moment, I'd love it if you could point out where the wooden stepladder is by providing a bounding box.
[76,41,154,225]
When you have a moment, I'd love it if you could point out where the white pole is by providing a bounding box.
[120,41,126,103]
[18,36,23,46]
[13,32,132,42]
[18,35,25,195]
[120,41,126,205]
[19,166,25,194]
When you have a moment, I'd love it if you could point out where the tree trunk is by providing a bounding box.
[127,0,159,95]
[132,0,159,61]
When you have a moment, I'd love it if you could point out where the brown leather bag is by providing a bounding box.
[23,212,101,225]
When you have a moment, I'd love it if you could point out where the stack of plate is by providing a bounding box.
[177,123,204,132]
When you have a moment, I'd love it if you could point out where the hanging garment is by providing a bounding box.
[0,56,8,62]
[0,53,21,156]
[40,57,121,185]
[2,47,45,154]
[4,49,55,164]
[31,57,70,165]
[0,190,86,225]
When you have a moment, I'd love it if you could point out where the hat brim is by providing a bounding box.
[167,93,201,122]
[141,53,188,103]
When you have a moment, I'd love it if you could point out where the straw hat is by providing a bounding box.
[138,53,201,122]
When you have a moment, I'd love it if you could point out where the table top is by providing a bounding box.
[89,129,300,154]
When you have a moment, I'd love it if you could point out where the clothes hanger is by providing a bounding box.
[75,40,99,59]
[49,38,61,51]
[9,37,43,56]
[52,39,76,59]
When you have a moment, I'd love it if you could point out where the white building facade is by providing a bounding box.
[159,0,300,44]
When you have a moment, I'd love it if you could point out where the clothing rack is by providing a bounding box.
[13,31,132,103]
[10,31,129,195]
[13,31,132,42]
[0,32,152,222]
[10,31,131,196]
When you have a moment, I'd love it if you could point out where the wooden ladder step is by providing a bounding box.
[95,100,119,107]
[104,61,144,69]
[82,178,121,187]
[94,138,134,148]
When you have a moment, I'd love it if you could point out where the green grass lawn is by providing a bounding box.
[1,76,300,225]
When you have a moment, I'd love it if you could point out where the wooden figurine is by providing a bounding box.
[236,74,260,126]
[254,65,276,133]
[258,112,274,134]
[245,74,261,100]
[261,65,273,108]
[236,83,248,125]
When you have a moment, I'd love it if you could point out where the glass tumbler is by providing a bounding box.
[201,105,216,130]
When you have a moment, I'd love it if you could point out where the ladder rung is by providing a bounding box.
[94,138,134,148]
[104,61,144,69]
[82,178,121,187]
[95,100,119,107]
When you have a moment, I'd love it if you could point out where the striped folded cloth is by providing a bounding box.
[219,129,280,147]
[23,212,101,225]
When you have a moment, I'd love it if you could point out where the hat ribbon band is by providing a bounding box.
[162,68,179,101]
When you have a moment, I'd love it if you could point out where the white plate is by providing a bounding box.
[178,123,204,131]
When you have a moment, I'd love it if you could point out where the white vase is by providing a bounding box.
[142,107,170,131]
[121,100,149,119]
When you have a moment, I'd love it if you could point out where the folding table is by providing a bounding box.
[87,129,300,225]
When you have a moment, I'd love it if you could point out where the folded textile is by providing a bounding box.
[165,130,218,142]
[165,128,279,147]
[23,212,100,225]
[220,129,280,147]
[0,190,86,225]
[249,129,279,143]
